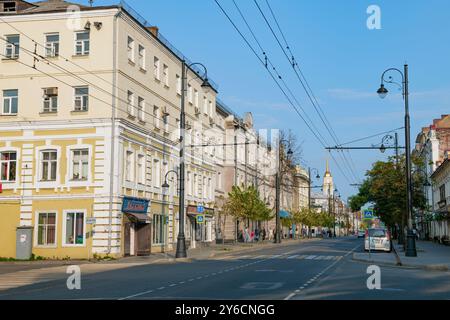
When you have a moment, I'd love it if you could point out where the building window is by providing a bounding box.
[217,172,222,190]
[74,86,89,111]
[176,74,181,95]
[203,96,208,114]
[75,31,90,55]
[152,159,160,188]
[42,87,58,113]
[127,36,134,62]
[3,2,16,12]
[64,211,85,246]
[154,56,160,80]
[163,113,169,132]
[127,91,135,116]
[194,89,199,108]
[138,97,145,121]
[138,45,145,69]
[188,84,193,104]
[137,154,145,185]
[163,64,169,86]
[40,150,57,181]
[209,100,213,116]
[0,151,16,182]
[2,89,18,115]
[37,212,56,246]
[45,33,59,57]
[440,185,446,202]
[71,149,89,181]
[152,214,165,245]
[153,106,160,129]
[125,150,134,182]
[4,34,19,59]
[193,174,198,197]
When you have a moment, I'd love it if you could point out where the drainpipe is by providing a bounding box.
[107,10,120,255]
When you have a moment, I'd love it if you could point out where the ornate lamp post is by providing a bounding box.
[377,64,417,257]
[174,61,213,258]
[275,138,293,243]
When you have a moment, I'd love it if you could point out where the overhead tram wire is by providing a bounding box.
[213,0,353,184]
[336,127,405,147]
[232,0,331,148]
[253,0,360,184]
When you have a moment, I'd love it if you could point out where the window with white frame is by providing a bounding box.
[75,31,90,55]
[209,100,213,116]
[74,86,89,111]
[45,33,59,57]
[37,212,56,246]
[187,171,192,195]
[4,34,19,59]
[152,214,165,245]
[188,84,193,104]
[0,151,16,182]
[42,87,58,113]
[127,36,135,62]
[127,90,135,116]
[217,172,222,190]
[64,211,85,245]
[152,158,160,188]
[125,150,134,182]
[71,149,89,181]
[176,74,181,95]
[163,64,169,86]
[138,97,145,121]
[2,89,18,115]
[40,150,57,181]
[203,176,207,198]
[138,44,145,69]
[193,174,198,197]
[194,89,199,108]
[153,105,160,129]
[163,113,169,132]
[154,56,160,80]
[137,154,145,185]
[203,96,208,114]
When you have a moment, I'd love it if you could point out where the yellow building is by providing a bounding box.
[0,0,217,259]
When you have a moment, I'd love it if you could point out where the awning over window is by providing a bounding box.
[280,210,291,219]
[125,212,151,224]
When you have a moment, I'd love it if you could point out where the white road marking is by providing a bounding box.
[287,255,300,259]
[305,255,317,260]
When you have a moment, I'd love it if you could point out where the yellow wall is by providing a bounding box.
[0,203,21,258]
[31,198,94,260]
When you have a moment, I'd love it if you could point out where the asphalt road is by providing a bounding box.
[0,237,449,300]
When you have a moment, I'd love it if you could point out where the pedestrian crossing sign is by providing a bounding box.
[196,215,205,224]
[363,209,375,220]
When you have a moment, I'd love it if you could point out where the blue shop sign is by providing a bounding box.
[122,197,150,214]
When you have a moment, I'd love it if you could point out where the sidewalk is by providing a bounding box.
[352,240,450,271]
[394,241,450,271]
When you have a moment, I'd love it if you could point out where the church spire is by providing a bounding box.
[325,159,330,175]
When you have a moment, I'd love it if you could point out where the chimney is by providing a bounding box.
[147,26,159,38]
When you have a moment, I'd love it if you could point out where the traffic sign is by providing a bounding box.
[197,205,204,213]
[196,215,205,224]
[363,209,375,220]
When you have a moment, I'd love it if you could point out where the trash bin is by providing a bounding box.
[16,226,33,260]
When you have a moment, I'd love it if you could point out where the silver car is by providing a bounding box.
[364,228,392,252]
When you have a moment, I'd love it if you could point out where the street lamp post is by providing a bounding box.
[308,168,321,213]
[275,137,293,244]
[377,64,417,257]
[174,61,213,259]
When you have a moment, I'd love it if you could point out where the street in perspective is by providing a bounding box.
[0,0,450,308]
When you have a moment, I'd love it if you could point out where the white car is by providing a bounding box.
[364,228,392,252]
[357,230,365,238]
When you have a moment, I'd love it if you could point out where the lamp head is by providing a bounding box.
[201,78,213,93]
[377,84,388,99]
[287,148,294,156]
[380,144,386,154]
[162,181,170,194]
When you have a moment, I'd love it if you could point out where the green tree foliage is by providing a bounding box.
[349,155,427,227]
[223,185,273,222]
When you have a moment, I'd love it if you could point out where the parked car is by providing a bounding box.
[357,229,365,238]
[365,228,392,252]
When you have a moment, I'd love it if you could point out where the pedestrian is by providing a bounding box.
[262,228,267,241]
[268,228,273,241]
[244,227,250,243]
[250,230,255,242]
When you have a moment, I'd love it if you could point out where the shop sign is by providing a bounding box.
[122,197,150,214]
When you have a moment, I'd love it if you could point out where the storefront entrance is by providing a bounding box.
[122,197,151,256]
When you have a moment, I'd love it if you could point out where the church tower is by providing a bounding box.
[323,159,334,197]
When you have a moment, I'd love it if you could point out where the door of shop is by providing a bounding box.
[136,223,151,256]
[124,222,131,256]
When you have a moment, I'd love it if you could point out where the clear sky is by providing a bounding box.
[81,0,450,200]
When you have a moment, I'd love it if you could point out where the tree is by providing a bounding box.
[349,155,427,228]
[223,185,273,224]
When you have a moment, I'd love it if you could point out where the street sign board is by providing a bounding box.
[363,209,375,220]
[196,215,205,224]
[197,205,204,213]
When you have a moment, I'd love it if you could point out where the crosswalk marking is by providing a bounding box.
[305,255,317,260]
[287,255,299,259]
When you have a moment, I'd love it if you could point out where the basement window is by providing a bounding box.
[3,2,17,12]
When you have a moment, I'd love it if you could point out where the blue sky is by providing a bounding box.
[81,0,450,200]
